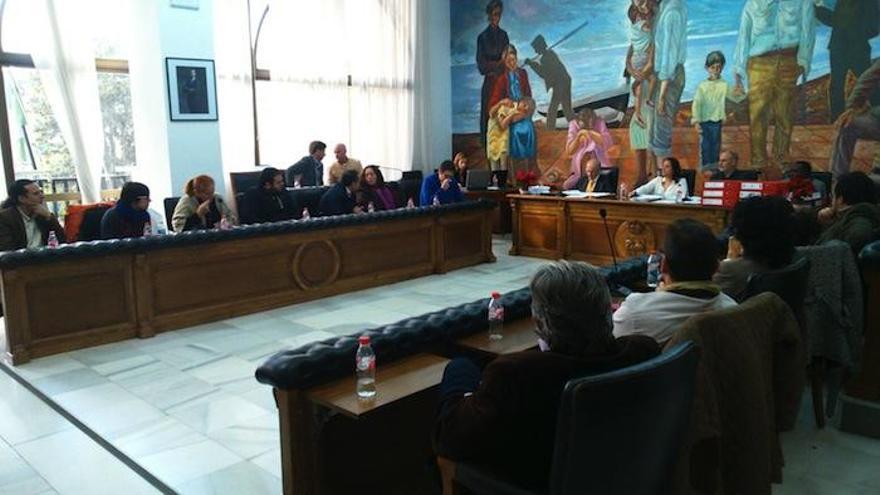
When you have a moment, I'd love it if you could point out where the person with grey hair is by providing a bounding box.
[433,261,659,491]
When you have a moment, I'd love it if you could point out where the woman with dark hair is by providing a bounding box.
[100,182,152,240]
[713,196,796,300]
[817,171,880,255]
[171,175,237,232]
[357,165,399,211]
[630,156,688,199]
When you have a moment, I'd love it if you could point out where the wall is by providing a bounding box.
[413,0,453,172]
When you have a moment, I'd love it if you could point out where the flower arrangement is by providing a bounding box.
[788,176,815,201]
[514,170,539,189]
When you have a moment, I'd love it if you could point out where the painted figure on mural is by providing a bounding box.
[524,34,574,131]
[830,58,880,176]
[489,45,537,178]
[562,108,614,190]
[476,0,509,146]
[648,0,688,168]
[816,0,880,121]
[692,51,746,171]
[626,0,659,185]
[734,0,816,171]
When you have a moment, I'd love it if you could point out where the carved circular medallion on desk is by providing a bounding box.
[613,220,656,258]
[292,240,341,289]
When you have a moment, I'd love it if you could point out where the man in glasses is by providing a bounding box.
[0,179,66,251]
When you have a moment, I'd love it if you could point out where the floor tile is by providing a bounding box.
[137,439,241,488]
[174,461,281,495]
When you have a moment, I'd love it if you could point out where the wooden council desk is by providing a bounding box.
[509,194,729,265]
[463,188,512,234]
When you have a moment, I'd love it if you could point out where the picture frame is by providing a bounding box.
[165,57,218,121]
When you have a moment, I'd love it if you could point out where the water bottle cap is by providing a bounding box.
[358,335,370,345]
[491,291,501,299]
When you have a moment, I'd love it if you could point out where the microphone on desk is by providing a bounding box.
[600,208,629,295]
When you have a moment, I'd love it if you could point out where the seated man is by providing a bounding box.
[0,179,66,251]
[287,140,326,187]
[433,261,659,491]
[420,160,464,205]
[239,167,299,224]
[710,150,754,180]
[327,143,363,185]
[319,169,363,216]
[831,59,880,177]
[817,171,880,256]
[574,157,614,193]
[613,218,737,346]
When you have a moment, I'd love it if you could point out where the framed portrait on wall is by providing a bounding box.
[165,57,218,121]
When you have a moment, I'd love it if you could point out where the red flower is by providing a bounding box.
[788,176,815,200]
[515,170,538,187]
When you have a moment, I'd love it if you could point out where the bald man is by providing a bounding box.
[327,144,363,185]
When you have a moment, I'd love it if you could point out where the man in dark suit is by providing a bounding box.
[318,169,363,216]
[287,141,326,187]
[433,261,659,491]
[574,158,615,193]
[239,167,299,224]
[0,180,65,251]
[710,150,756,180]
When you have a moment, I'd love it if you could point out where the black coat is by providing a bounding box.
[434,335,660,490]
[710,169,757,181]
[574,173,615,193]
[287,156,324,187]
[319,183,357,216]
[239,186,299,225]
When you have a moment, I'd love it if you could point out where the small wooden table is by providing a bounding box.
[454,318,537,356]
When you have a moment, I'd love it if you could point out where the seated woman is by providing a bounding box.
[713,196,796,301]
[630,157,688,200]
[100,182,152,239]
[172,175,237,232]
[452,152,469,185]
[357,165,399,211]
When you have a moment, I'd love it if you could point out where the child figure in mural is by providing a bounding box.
[562,108,614,190]
[691,51,745,171]
[486,98,517,171]
[626,0,657,127]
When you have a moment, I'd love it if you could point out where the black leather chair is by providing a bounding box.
[79,205,113,241]
[682,169,696,196]
[229,170,265,211]
[164,197,179,230]
[600,166,620,192]
[402,170,423,183]
[451,341,700,495]
[743,257,819,425]
[398,179,422,206]
[288,186,330,216]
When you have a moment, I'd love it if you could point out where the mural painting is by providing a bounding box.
[451,0,880,190]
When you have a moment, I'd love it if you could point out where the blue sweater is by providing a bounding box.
[420,174,464,206]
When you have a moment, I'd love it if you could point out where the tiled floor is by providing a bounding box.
[2,237,880,494]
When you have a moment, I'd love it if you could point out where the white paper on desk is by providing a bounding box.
[655,197,701,205]
[631,194,662,202]
[487,186,500,191]
[562,190,588,198]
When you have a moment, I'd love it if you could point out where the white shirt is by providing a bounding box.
[733,0,816,80]
[653,0,688,81]
[613,290,738,345]
[18,207,43,249]
[633,176,689,200]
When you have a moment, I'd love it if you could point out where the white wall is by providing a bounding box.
[413,0,452,172]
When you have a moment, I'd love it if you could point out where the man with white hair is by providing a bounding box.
[327,143,363,185]
[433,261,659,490]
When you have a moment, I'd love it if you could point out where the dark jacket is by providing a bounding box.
[319,183,358,216]
[433,335,660,490]
[817,202,880,256]
[0,207,66,251]
[710,169,758,181]
[100,207,148,240]
[287,155,324,187]
[239,186,299,225]
[574,173,614,193]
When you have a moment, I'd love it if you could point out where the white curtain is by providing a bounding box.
[30,0,105,203]
[220,0,416,179]
[411,0,431,172]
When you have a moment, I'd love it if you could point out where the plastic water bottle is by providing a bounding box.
[301,207,310,220]
[491,174,499,188]
[367,202,375,213]
[647,253,662,288]
[219,216,230,230]
[355,335,377,399]
[618,183,628,200]
[406,197,415,209]
[488,292,504,340]
[47,230,59,249]
[675,184,685,203]
[432,194,441,207]
[142,221,152,237]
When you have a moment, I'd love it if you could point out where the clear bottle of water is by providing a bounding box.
[355,335,377,399]
[47,230,59,249]
[618,183,628,200]
[406,197,415,209]
[219,216,230,230]
[488,292,504,341]
[491,174,499,188]
[432,194,441,207]
[647,253,662,288]
[301,207,310,220]
[142,221,152,237]
[675,184,685,203]
[367,202,375,213]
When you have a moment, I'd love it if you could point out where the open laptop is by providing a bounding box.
[465,169,491,190]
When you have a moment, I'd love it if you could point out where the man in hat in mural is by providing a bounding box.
[734,0,816,172]
[477,0,510,146]
[525,34,574,131]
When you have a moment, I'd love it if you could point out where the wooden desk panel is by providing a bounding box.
[464,189,512,234]
[511,195,728,265]
[455,318,537,356]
